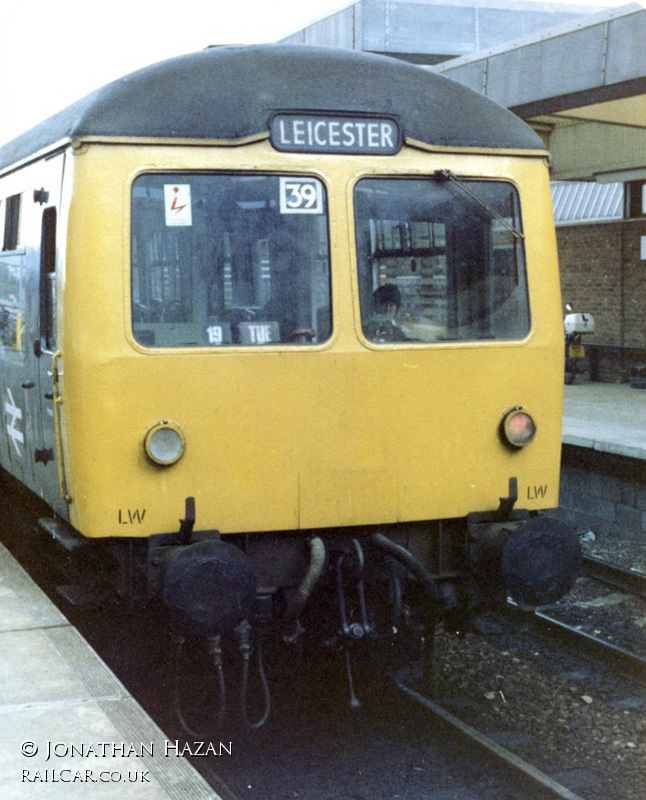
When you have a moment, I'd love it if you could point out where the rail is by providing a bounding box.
[394,679,586,800]
[582,554,646,599]
[504,603,646,683]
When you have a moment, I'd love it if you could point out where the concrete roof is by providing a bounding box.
[281,0,606,62]
[435,3,646,180]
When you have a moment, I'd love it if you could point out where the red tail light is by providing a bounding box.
[500,408,536,449]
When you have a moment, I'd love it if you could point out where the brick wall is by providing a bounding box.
[557,219,646,381]
[551,446,646,538]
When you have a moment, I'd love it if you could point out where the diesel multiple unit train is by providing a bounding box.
[0,44,579,725]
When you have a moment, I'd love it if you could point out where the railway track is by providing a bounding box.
[497,553,646,684]
[394,679,586,800]
[581,554,646,599]
[507,604,646,683]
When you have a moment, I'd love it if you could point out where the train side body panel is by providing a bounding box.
[0,152,69,517]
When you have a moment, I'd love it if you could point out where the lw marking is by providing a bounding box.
[527,484,548,499]
[119,508,147,525]
[4,388,24,456]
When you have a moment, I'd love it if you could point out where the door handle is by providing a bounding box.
[21,380,35,389]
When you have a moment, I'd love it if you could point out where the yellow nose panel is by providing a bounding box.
[298,469,397,528]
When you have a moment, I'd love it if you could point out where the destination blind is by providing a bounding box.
[270,114,402,155]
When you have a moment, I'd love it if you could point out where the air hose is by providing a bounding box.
[283,535,326,624]
[236,620,271,729]
[173,635,227,737]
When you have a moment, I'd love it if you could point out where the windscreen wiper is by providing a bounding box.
[433,169,524,241]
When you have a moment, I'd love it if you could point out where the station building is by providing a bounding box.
[282,1,646,381]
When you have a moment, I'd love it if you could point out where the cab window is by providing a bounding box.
[354,177,529,344]
[131,173,331,347]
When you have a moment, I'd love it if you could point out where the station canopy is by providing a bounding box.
[435,3,646,181]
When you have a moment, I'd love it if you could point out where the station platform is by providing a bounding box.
[563,382,646,461]
[0,543,223,799]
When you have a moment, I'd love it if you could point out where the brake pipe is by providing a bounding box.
[369,532,442,607]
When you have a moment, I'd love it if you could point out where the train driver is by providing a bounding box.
[367,283,410,342]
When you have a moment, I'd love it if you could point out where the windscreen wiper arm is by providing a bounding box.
[433,169,524,241]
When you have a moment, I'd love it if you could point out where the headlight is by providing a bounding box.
[500,408,536,449]
[144,422,186,466]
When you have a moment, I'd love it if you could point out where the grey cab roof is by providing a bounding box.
[0,44,543,170]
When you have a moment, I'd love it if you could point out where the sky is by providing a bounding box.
[0,0,636,145]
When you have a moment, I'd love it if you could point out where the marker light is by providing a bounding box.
[500,409,536,449]
[144,422,186,466]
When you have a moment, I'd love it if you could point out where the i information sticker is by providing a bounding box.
[164,184,193,226]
